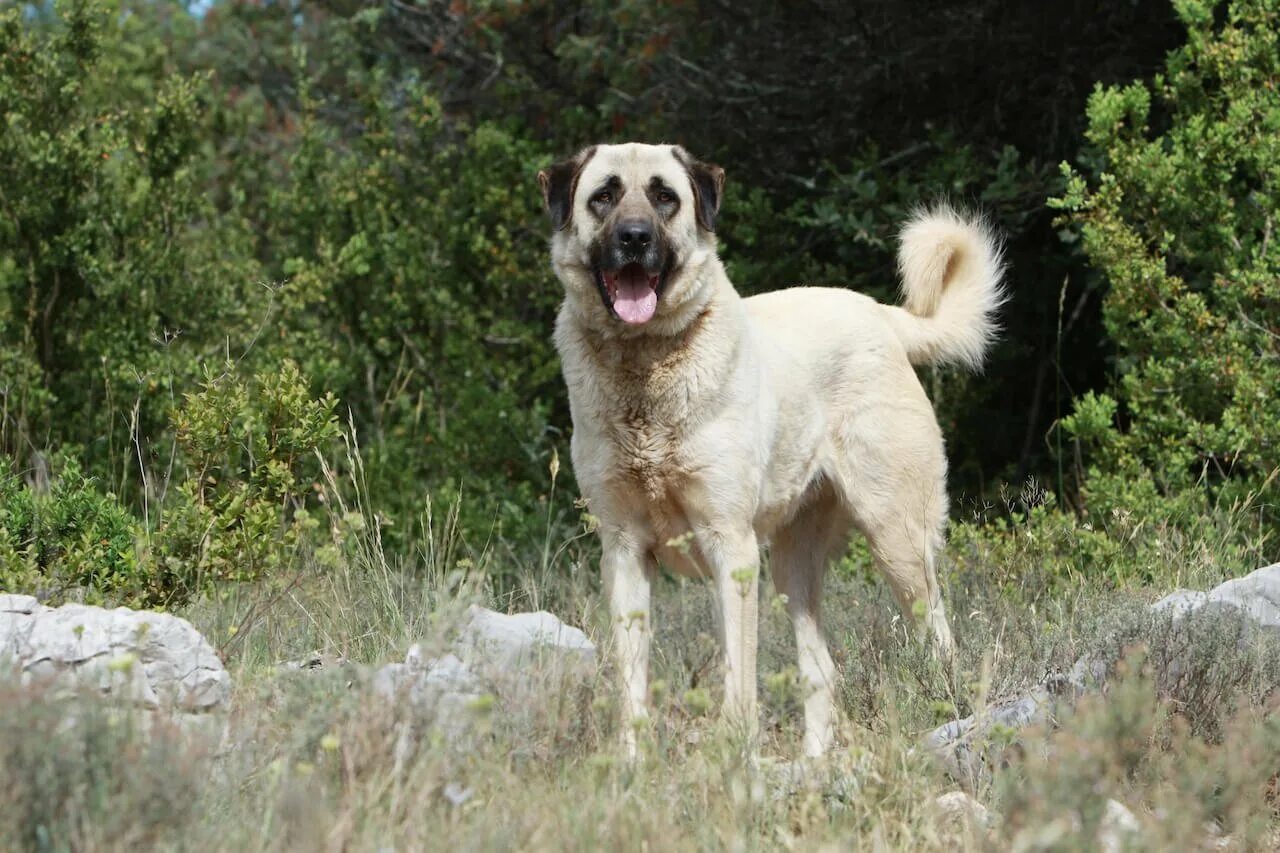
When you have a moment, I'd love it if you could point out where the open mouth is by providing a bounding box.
[595,263,662,325]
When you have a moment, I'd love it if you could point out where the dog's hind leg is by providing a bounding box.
[770,484,849,757]
[834,405,955,660]
[852,479,954,660]
[866,515,954,660]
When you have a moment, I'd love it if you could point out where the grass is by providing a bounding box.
[2,480,1278,851]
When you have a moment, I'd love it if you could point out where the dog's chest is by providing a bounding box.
[608,409,690,503]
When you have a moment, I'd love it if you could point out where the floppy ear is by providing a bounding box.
[675,148,725,232]
[537,146,596,231]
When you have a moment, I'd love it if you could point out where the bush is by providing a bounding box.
[996,656,1280,850]
[0,1,264,478]
[0,457,140,602]
[1052,0,1280,537]
[243,50,572,545]
[151,359,340,604]
[0,357,340,608]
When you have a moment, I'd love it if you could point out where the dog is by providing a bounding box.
[537,143,1004,757]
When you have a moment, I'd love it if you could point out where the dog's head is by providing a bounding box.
[538,143,724,333]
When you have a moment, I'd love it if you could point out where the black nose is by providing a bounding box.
[616,219,653,249]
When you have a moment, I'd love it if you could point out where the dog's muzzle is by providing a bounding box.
[594,218,668,325]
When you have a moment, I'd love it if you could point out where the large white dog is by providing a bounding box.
[538,143,1004,756]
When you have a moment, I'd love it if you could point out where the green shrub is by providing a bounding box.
[949,476,1267,593]
[0,358,340,607]
[251,58,569,546]
[151,359,339,604]
[0,1,264,479]
[1051,0,1280,538]
[0,457,140,602]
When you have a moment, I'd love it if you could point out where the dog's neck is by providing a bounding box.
[556,261,744,425]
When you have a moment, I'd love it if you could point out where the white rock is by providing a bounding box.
[1150,563,1280,686]
[1198,563,1280,629]
[1150,589,1210,618]
[372,651,481,739]
[934,790,992,828]
[1154,563,1280,630]
[442,781,474,807]
[923,565,1280,789]
[371,606,597,747]
[1097,799,1140,853]
[923,686,1053,781]
[277,651,350,672]
[0,593,39,614]
[455,605,596,673]
[0,599,230,712]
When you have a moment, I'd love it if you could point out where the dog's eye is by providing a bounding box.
[656,190,676,204]
[592,191,612,205]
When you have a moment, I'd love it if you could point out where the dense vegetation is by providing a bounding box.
[1,2,1278,849]
[0,0,1276,602]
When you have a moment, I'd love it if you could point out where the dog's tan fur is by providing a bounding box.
[539,143,1005,756]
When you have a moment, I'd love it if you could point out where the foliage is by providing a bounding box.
[150,359,339,604]
[948,475,1270,595]
[1,3,1278,845]
[254,67,565,539]
[998,654,1280,849]
[0,0,263,479]
[5,511,1279,849]
[0,358,340,608]
[0,0,1274,606]
[0,682,206,851]
[1052,0,1280,537]
[0,457,140,601]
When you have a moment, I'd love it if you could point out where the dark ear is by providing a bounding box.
[675,147,725,232]
[537,146,596,231]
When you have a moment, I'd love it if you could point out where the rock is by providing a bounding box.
[455,605,596,675]
[1150,589,1210,619]
[1063,653,1109,695]
[1157,562,1280,631]
[277,651,350,672]
[0,599,230,712]
[923,686,1054,782]
[934,790,993,828]
[371,647,482,740]
[442,781,474,807]
[0,593,39,614]
[924,564,1280,788]
[369,606,598,748]
[1060,563,1280,700]
[1149,562,1280,687]
[1097,799,1141,853]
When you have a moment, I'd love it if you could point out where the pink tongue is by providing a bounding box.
[614,267,657,324]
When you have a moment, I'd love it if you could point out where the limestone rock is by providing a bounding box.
[0,599,230,712]
[1153,562,1280,631]
[1097,799,1141,853]
[369,606,598,747]
[923,686,1054,782]
[934,790,993,828]
[455,605,596,674]
[372,646,481,737]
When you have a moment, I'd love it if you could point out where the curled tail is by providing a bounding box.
[885,205,1006,371]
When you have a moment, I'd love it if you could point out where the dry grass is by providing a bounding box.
[2,489,1278,852]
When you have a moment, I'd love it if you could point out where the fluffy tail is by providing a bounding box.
[885,205,1006,371]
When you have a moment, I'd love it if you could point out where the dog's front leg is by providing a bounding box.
[601,529,652,758]
[703,527,760,737]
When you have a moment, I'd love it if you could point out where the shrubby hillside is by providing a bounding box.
[0,1,1278,849]
[1,0,1272,603]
